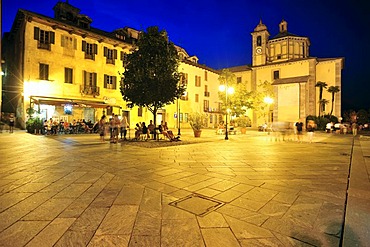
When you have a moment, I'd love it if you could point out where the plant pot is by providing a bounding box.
[240,127,247,134]
[193,130,202,137]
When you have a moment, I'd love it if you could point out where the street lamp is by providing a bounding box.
[219,84,234,140]
[263,96,274,124]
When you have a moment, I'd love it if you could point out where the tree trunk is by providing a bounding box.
[153,106,157,140]
[330,94,334,116]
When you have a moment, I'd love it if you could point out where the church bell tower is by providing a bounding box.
[251,19,270,66]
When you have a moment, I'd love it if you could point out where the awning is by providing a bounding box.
[30,95,121,108]
[272,75,310,85]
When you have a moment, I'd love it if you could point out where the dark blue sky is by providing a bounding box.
[2,0,369,111]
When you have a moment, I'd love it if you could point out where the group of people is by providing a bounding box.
[294,120,316,143]
[43,118,98,135]
[98,114,129,143]
[133,120,180,141]
[97,116,180,143]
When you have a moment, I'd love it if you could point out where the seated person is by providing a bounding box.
[163,129,181,141]
[148,120,155,139]
[134,123,143,140]
[217,122,225,134]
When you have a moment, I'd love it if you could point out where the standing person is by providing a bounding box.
[99,115,106,142]
[109,114,115,142]
[307,120,315,143]
[9,113,15,133]
[120,115,129,140]
[351,122,358,136]
[112,114,120,143]
[295,120,304,143]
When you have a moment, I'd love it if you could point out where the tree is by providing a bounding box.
[218,69,253,117]
[315,81,328,116]
[319,99,329,114]
[120,26,185,135]
[250,80,274,121]
[327,86,340,116]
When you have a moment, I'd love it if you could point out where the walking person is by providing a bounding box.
[120,114,128,140]
[307,120,315,143]
[295,120,304,143]
[9,113,15,133]
[112,114,120,144]
[351,122,358,136]
[98,115,106,142]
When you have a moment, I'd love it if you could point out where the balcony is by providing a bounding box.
[80,85,100,97]
[84,53,95,60]
[106,58,115,65]
[204,107,222,113]
[37,42,51,50]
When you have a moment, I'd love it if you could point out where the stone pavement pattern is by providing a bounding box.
[0,129,368,246]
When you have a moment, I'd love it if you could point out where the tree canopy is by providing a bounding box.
[218,69,253,117]
[120,26,185,117]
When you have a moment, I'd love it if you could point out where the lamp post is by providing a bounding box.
[263,96,274,124]
[177,98,181,135]
[219,84,234,140]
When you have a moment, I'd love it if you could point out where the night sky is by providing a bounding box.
[2,0,369,111]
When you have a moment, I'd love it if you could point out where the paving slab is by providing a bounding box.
[0,129,368,246]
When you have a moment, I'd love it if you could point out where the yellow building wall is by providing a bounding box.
[315,60,342,117]
[23,20,134,125]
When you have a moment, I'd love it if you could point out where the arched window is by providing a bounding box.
[257,36,262,46]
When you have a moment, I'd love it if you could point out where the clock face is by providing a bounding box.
[256,47,262,55]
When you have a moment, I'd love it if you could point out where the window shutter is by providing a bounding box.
[50,31,55,44]
[82,41,86,51]
[39,64,42,79]
[104,47,107,57]
[120,51,124,60]
[114,50,117,59]
[45,64,49,80]
[113,76,117,89]
[34,27,40,40]
[104,74,107,88]
[83,70,87,86]
[93,44,98,55]
[73,38,77,50]
[61,35,65,47]
[93,73,97,86]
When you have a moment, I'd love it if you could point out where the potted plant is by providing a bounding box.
[236,116,251,134]
[188,112,208,137]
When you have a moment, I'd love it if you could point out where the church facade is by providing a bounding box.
[2,1,343,130]
[228,20,343,126]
